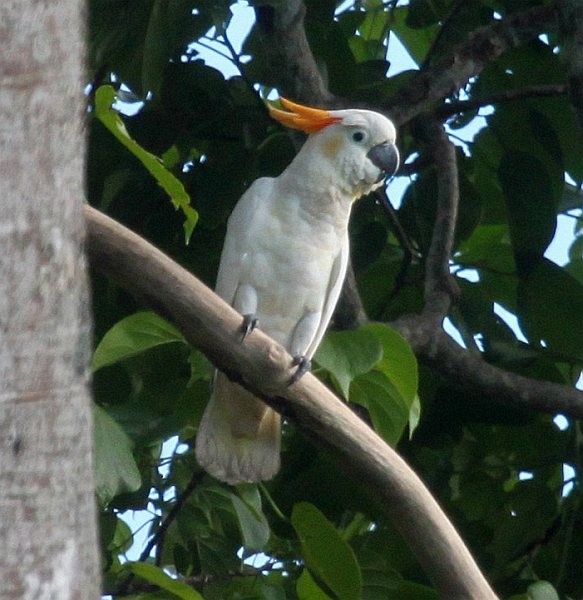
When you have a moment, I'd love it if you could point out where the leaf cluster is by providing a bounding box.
[87,1,583,598]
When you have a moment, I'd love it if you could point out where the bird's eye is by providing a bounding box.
[352,131,366,143]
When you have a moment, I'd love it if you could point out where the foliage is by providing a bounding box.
[87,1,583,598]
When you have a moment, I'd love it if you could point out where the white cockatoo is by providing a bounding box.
[195,98,399,484]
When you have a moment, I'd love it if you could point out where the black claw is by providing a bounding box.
[240,314,258,342]
[288,355,312,386]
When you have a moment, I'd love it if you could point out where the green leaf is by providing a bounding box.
[111,516,134,555]
[457,224,515,275]
[518,259,583,361]
[94,405,141,506]
[315,328,383,398]
[315,324,418,443]
[142,0,171,97]
[94,85,197,242]
[126,562,204,600]
[526,581,560,600]
[297,569,333,600]
[92,311,185,372]
[231,485,270,551]
[390,6,438,65]
[291,502,362,600]
[350,371,410,446]
[361,323,419,406]
[498,152,558,273]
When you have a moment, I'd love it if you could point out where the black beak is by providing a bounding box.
[367,142,399,181]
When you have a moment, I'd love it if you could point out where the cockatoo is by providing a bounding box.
[195,98,399,484]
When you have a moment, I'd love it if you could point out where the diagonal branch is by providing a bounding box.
[85,205,498,600]
[117,470,205,595]
[385,5,558,125]
[148,471,204,563]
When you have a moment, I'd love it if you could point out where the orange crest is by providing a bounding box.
[267,97,341,133]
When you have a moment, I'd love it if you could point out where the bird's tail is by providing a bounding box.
[195,372,281,484]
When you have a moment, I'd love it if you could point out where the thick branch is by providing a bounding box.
[392,315,583,419]
[418,119,460,322]
[252,0,333,104]
[385,5,558,125]
[85,205,497,600]
[396,117,583,419]
[248,2,582,422]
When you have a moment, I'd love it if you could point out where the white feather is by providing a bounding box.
[196,107,398,483]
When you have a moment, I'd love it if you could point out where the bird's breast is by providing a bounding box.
[239,203,345,345]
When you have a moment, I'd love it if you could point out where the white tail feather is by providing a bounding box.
[195,372,281,484]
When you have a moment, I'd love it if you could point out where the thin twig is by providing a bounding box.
[372,187,419,298]
[192,38,233,62]
[221,30,257,92]
[121,562,285,595]
[117,470,204,595]
[434,84,568,119]
[142,470,203,563]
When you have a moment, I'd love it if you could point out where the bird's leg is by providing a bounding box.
[289,355,312,385]
[287,310,320,385]
[233,283,259,342]
[240,314,258,342]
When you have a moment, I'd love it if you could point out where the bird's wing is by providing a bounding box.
[304,233,349,359]
[214,178,272,305]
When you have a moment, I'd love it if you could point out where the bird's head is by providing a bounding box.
[268,97,399,198]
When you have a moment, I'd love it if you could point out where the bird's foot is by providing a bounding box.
[240,314,258,342]
[288,355,312,386]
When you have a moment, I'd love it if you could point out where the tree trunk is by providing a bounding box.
[0,2,100,598]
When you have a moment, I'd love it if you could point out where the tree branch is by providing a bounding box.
[85,205,498,600]
[417,119,460,323]
[385,5,558,125]
[391,117,583,419]
[391,315,583,419]
[252,0,333,105]
[117,470,205,595]
[150,471,203,565]
[433,83,568,119]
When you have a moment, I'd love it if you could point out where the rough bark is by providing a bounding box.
[0,2,100,598]
[384,5,558,125]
